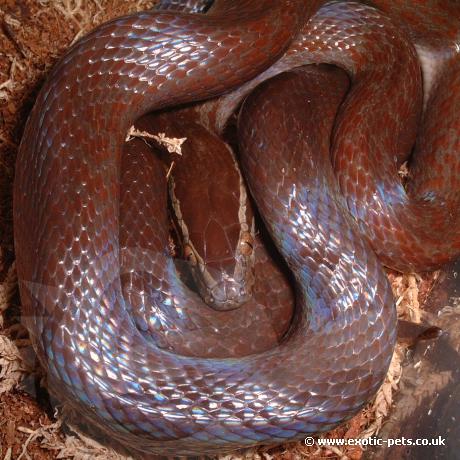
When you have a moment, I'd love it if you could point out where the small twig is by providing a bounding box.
[165,160,175,179]
[1,15,28,58]
[126,126,186,155]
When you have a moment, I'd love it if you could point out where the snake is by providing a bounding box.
[12,0,460,456]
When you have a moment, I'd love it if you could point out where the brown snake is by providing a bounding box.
[13,0,460,456]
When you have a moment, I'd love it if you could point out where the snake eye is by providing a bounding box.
[239,231,254,256]
[183,244,197,266]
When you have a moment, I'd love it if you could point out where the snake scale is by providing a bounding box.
[13,0,460,456]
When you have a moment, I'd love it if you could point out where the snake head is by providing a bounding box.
[181,228,256,311]
[163,115,257,311]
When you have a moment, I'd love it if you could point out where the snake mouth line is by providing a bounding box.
[168,160,256,311]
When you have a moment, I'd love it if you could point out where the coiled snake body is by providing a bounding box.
[13,0,460,456]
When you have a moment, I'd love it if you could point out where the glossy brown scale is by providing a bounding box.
[195,1,460,272]
[12,0,460,456]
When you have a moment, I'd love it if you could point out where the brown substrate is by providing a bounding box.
[0,1,444,459]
